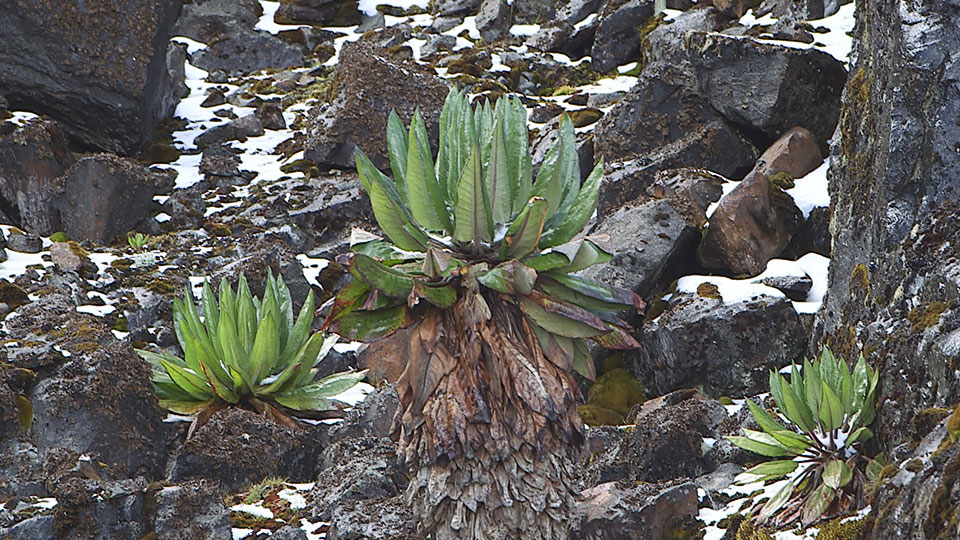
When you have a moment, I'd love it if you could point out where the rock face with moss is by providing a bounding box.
[812,0,960,536]
[0,0,183,154]
[304,41,449,170]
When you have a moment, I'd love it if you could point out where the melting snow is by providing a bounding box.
[787,159,830,218]
[230,503,275,519]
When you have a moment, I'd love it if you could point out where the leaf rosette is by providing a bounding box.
[323,89,645,380]
[727,347,880,527]
[136,271,366,435]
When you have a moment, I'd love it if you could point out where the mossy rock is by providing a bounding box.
[697,282,721,300]
[0,281,30,309]
[735,521,775,540]
[570,108,603,128]
[586,368,645,417]
[908,301,949,331]
[577,403,626,426]
[816,516,864,539]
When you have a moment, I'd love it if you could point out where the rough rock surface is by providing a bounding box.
[274,0,361,26]
[590,0,655,73]
[308,437,408,521]
[753,126,823,179]
[572,481,699,539]
[153,480,233,540]
[191,23,304,76]
[581,198,699,298]
[633,291,806,397]
[684,32,847,147]
[326,495,416,540]
[168,407,329,491]
[594,62,758,208]
[811,0,960,535]
[24,335,168,479]
[305,42,448,170]
[0,118,75,235]
[54,154,172,244]
[0,0,183,154]
[697,171,803,276]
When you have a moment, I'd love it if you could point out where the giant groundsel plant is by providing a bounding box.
[728,347,880,527]
[323,88,644,539]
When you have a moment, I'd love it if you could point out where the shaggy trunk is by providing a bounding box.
[396,290,585,539]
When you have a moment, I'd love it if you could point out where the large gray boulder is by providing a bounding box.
[683,32,848,147]
[0,0,183,154]
[810,0,960,536]
[0,117,75,235]
[594,62,758,213]
[590,0,655,73]
[54,154,172,244]
[633,290,806,397]
[305,42,448,170]
[581,198,699,298]
[573,481,699,539]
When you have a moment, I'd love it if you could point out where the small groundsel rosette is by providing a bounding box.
[727,347,880,527]
[323,88,645,379]
[136,271,366,429]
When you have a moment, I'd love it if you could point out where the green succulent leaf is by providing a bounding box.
[757,480,794,523]
[801,484,836,525]
[332,304,409,342]
[727,429,794,457]
[518,294,608,338]
[746,398,789,434]
[507,197,548,259]
[818,380,844,432]
[356,148,429,251]
[352,253,415,298]
[541,160,603,248]
[453,143,491,246]
[386,111,409,195]
[743,459,798,478]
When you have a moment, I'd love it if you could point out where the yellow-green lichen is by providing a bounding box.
[908,301,948,331]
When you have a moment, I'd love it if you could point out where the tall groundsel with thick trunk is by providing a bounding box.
[323,89,644,539]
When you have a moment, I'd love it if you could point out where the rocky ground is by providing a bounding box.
[0,0,958,538]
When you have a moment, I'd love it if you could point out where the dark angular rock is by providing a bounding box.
[433,0,482,17]
[272,525,309,540]
[164,185,208,230]
[581,199,699,298]
[275,0,362,26]
[305,42,448,170]
[194,113,265,149]
[594,63,758,212]
[48,477,150,540]
[169,407,329,491]
[0,514,55,540]
[590,0,655,73]
[191,23,304,76]
[329,384,400,441]
[572,481,699,539]
[513,0,560,23]
[476,0,512,43]
[308,437,408,521]
[633,291,805,397]
[173,0,264,43]
[646,7,725,66]
[712,0,750,18]
[0,117,76,235]
[153,480,233,540]
[758,273,813,301]
[326,495,415,540]
[697,171,803,276]
[683,32,847,147]
[258,101,287,131]
[199,144,242,177]
[787,204,830,257]
[0,1,183,154]
[863,418,960,540]
[5,230,42,253]
[29,341,168,478]
[54,154,171,244]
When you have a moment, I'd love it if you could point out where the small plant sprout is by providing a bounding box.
[136,271,367,437]
[727,347,880,527]
[128,232,150,251]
